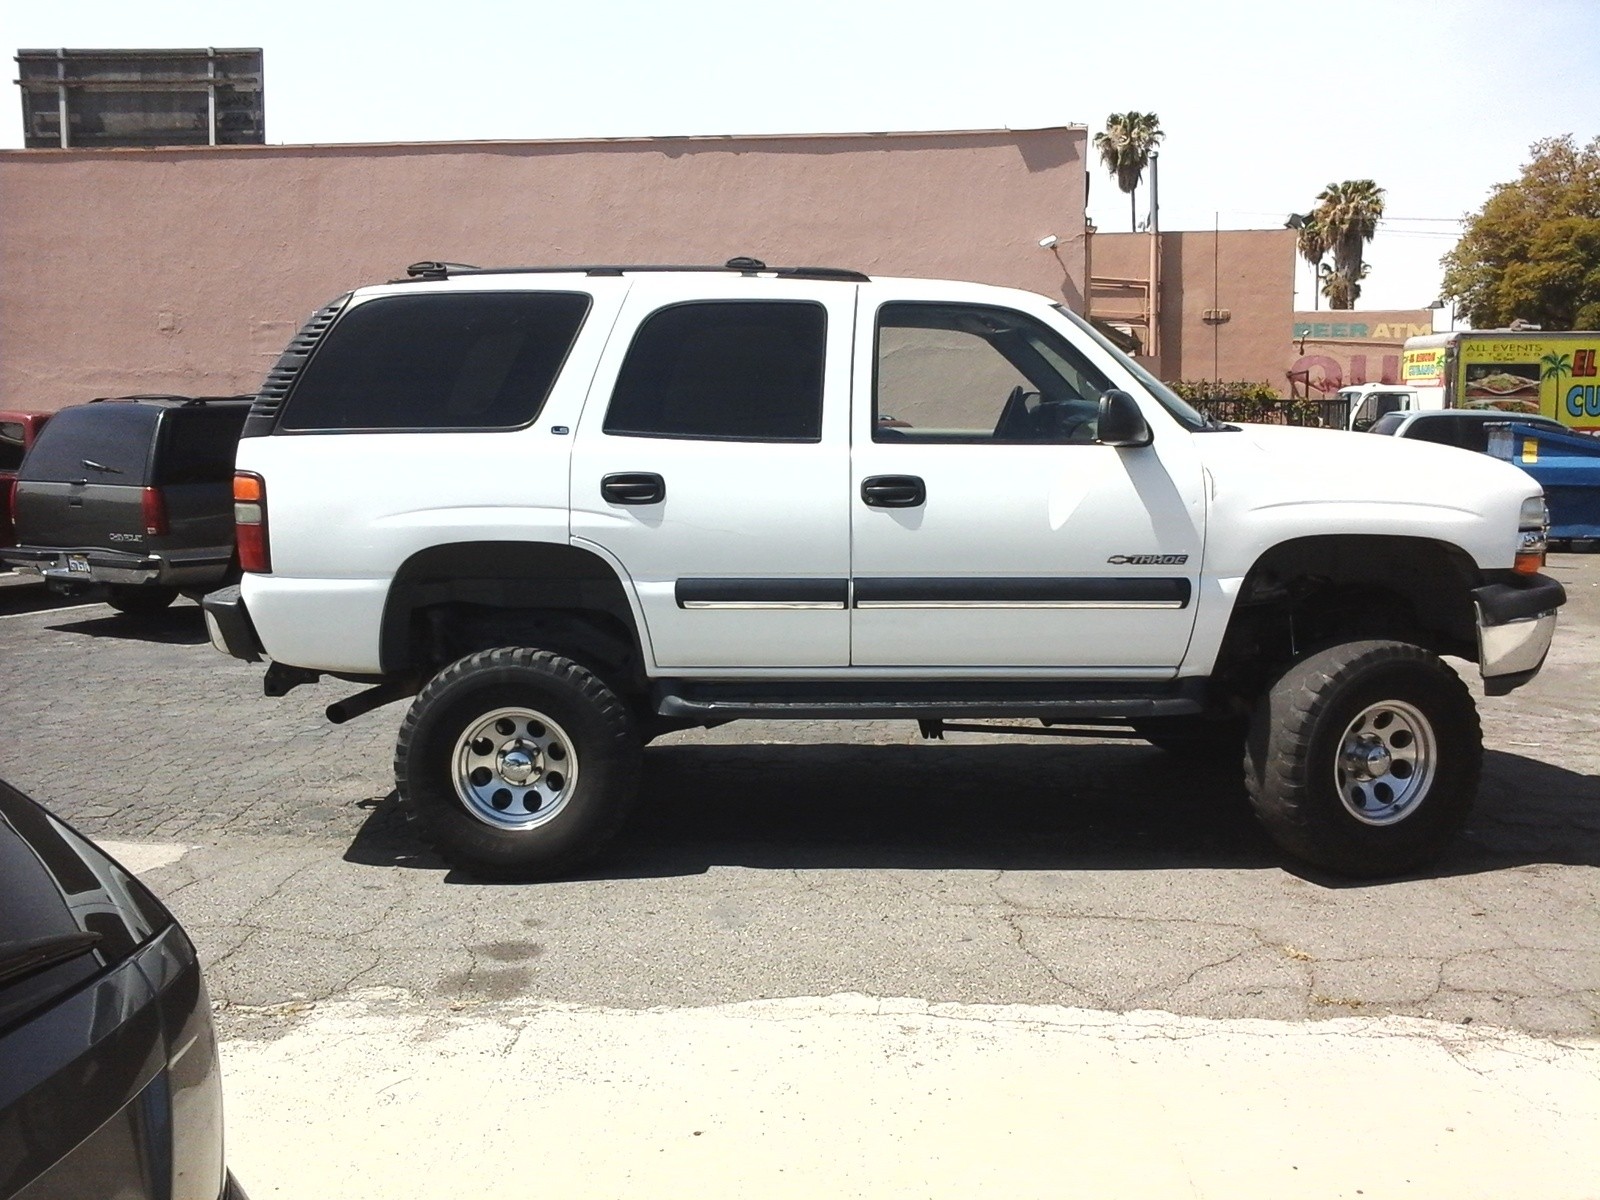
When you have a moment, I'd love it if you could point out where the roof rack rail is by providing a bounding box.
[87,394,253,406]
[403,260,481,282]
[392,258,869,284]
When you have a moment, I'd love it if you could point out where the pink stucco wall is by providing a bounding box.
[0,128,1087,411]
[1088,228,1297,389]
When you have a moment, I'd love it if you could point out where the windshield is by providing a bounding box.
[1368,413,1404,436]
[1052,304,1209,431]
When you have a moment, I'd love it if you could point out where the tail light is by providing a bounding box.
[140,486,169,536]
[233,472,271,574]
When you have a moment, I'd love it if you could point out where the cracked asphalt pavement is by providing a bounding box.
[2,558,1599,1195]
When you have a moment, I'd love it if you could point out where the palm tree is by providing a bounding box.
[1541,351,1572,407]
[1292,213,1329,310]
[1093,112,1164,231]
[1320,261,1368,309]
[1313,180,1385,310]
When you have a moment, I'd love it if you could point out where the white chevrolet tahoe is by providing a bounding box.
[204,259,1566,881]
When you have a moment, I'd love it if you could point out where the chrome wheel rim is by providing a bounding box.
[1334,699,1435,825]
[452,707,578,829]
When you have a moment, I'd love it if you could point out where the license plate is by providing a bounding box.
[66,554,89,574]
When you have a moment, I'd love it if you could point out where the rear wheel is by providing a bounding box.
[394,647,641,880]
[105,585,178,615]
[1245,640,1481,877]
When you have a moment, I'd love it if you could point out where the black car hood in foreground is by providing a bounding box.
[0,779,244,1200]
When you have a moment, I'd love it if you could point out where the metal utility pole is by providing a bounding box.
[1146,149,1160,361]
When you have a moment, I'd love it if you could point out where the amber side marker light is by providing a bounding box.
[1515,496,1548,575]
[234,472,270,573]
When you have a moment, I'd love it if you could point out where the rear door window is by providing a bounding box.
[279,292,591,432]
[16,404,158,484]
[1406,419,1473,449]
[604,301,827,442]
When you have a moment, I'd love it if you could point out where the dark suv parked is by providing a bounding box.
[1,396,250,614]
[1366,408,1568,453]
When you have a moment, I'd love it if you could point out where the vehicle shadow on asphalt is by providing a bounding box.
[340,744,1600,887]
[0,579,94,618]
[45,605,209,646]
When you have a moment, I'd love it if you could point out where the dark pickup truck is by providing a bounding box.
[1,395,250,614]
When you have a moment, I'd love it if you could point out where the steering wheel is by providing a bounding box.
[993,386,1039,440]
[1031,399,1098,442]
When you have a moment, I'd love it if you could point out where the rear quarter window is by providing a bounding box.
[153,406,249,484]
[16,404,159,485]
[278,291,590,432]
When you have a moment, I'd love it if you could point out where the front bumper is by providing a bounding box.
[202,585,264,662]
[1472,571,1565,695]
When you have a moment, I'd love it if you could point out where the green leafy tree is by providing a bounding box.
[1313,180,1385,310]
[1093,112,1164,231]
[1441,135,1600,330]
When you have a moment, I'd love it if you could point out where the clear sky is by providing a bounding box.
[5,0,1598,311]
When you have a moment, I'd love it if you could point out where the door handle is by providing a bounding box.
[601,472,666,505]
[860,475,925,508]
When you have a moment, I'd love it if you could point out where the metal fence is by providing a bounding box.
[1188,396,1349,429]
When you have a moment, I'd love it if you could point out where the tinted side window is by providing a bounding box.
[154,408,249,484]
[1406,419,1469,449]
[0,422,25,472]
[604,302,826,442]
[280,292,590,431]
[17,404,158,484]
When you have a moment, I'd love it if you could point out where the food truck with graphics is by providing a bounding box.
[1360,331,1600,434]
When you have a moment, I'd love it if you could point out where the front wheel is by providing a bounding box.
[394,648,641,880]
[1245,640,1482,878]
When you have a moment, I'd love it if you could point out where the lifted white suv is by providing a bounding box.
[204,259,1565,880]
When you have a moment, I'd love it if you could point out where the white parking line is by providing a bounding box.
[0,602,105,620]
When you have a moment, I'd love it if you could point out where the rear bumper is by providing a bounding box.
[1473,572,1565,695]
[0,545,230,588]
[202,585,264,662]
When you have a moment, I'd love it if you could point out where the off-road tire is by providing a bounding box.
[1245,640,1481,878]
[394,647,641,881]
[105,585,179,615]
[1132,714,1249,767]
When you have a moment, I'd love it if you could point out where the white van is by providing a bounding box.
[1340,382,1436,430]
